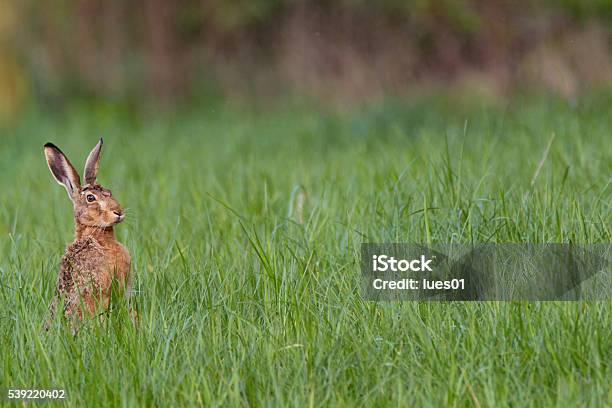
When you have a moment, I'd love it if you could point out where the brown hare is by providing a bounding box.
[43,138,131,330]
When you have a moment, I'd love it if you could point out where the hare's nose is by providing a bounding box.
[113,210,124,217]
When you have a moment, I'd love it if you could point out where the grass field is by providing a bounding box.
[1,95,611,406]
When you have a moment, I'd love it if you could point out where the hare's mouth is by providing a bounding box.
[113,211,125,223]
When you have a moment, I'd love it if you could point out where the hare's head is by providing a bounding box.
[44,138,125,228]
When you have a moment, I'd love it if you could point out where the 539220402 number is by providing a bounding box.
[6,389,66,400]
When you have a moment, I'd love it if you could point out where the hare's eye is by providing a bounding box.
[86,194,96,203]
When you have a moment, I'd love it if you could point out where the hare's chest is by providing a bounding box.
[109,242,131,287]
[95,242,130,291]
[63,238,130,293]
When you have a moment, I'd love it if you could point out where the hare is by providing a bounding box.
[43,138,132,329]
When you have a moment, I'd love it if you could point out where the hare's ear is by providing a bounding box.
[44,143,81,200]
[84,138,103,185]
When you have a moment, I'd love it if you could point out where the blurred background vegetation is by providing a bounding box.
[1,0,612,120]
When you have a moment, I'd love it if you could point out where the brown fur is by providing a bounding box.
[43,139,131,329]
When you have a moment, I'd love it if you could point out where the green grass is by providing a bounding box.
[1,95,611,406]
